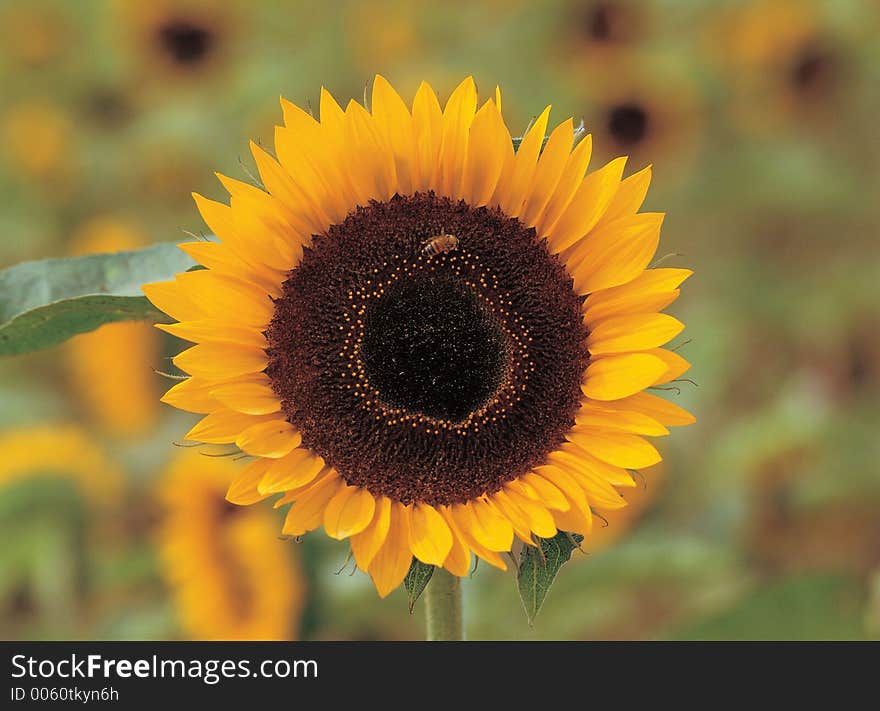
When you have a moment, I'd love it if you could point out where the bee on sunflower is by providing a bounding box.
[144,76,694,622]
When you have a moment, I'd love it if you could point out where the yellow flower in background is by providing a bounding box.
[575,68,704,185]
[344,0,422,72]
[568,0,649,55]
[145,76,694,597]
[115,0,234,80]
[1,102,72,181]
[66,217,160,438]
[157,451,306,640]
[0,425,122,507]
[705,0,845,132]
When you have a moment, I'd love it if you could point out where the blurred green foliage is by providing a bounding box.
[1,0,879,640]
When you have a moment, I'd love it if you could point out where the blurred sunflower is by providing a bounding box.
[344,0,423,73]
[0,4,69,68]
[115,0,235,82]
[570,0,647,50]
[576,68,704,183]
[1,102,74,184]
[705,0,847,132]
[145,76,694,597]
[0,425,122,507]
[66,217,160,438]
[157,451,305,640]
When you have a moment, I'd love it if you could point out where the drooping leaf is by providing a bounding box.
[0,243,195,356]
[517,531,584,625]
[404,558,435,613]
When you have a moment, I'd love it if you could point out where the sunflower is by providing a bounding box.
[567,0,648,53]
[704,0,848,132]
[115,0,234,82]
[1,101,73,183]
[144,76,694,597]
[157,451,306,640]
[574,67,704,185]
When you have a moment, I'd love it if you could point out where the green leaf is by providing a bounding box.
[0,243,195,356]
[404,558,435,613]
[517,531,584,625]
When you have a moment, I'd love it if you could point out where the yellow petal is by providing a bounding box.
[532,133,592,232]
[368,503,413,597]
[514,473,571,512]
[437,76,477,196]
[583,268,692,322]
[459,100,511,206]
[405,503,453,565]
[566,430,662,469]
[211,375,281,415]
[588,313,685,355]
[142,280,204,322]
[177,241,282,297]
[647,348,691,384]
[550,503,593,536]
[574,406,669,436]
[597,164,652,225]
[499,487,557,539]
[324,485,376,540]
[558,440,637,487]
[235,419,300,458]
[172,342,267,380]
[319,86,345,131]
[350,496,392,571]
[185,408,270,444]
[452,499,514,552]
[598,391,696,427]
[343,99,397,203]
[411,81,443,191]
[441,524,472,577]
[174,270,274,328]
[581,352,668,400]
[259,448,325,493]
[371,75,416,195]
[192,192,298,273]
[489,491,533,544]
[519,118,574,226]
[226,457,273,505]
[546,156,627,253]
[545,450,628,510]
[156,320,266,348]
[568,212,663,295]
[533,466,593,535]
[282,472,342,536]
[441,506,507,571]
[160,377,217,414]
[496,105,550,216]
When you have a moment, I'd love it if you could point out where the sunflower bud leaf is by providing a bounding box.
[0,243,196,356]
[516,531,584,625]
[404,559,435,613]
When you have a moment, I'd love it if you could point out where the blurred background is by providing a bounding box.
[1,0,879,640]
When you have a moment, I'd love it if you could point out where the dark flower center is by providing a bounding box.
[265,193,588,506]
[157,19,213,65]
[608,102,649,146]
[361,276,509,422]
[789,42,836,96]
[581,1,636,44]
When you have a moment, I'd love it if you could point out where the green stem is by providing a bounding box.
[424,568,463,641]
